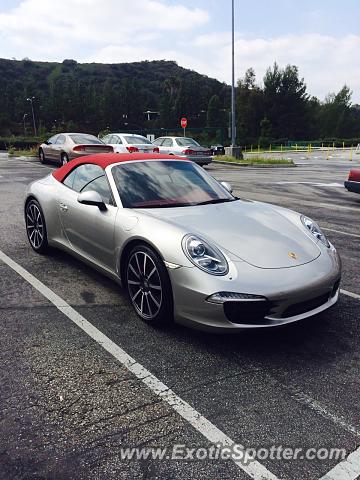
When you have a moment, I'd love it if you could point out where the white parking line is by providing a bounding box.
[0,249,278,480]
[283,386,360,439]
[341,289,360,300]
[275,181,344,187]
[322,228,360,239]
[319,448,360,480]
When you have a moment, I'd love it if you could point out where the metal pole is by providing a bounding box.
[27,97,37,136]
[231,0,236,146]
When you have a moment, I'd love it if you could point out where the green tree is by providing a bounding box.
[206,94,221,127]
[263,63,309,139]
[259,116,272,147]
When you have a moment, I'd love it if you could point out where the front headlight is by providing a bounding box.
[301,215,330,247]
[182,234,228,275]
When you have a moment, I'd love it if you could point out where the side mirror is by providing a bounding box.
[45,140,51,145]
[220,181,233,194]
[77,191,107,211]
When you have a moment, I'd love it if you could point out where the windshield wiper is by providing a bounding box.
[194,197,238,206]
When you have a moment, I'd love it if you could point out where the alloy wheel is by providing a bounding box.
[127,251,162,320]
[26,202,45,250]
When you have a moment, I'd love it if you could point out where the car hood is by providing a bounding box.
[141,200,321,269]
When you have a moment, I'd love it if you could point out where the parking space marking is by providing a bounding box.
[319,447,360,480]
[0,248,278,480]
[341,289,360,300]
[281,385,360,439]
[322,228,360,239]
[275,181,344,187]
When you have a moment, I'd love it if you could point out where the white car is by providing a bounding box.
[101,133,159,154]
[152,136,212,166]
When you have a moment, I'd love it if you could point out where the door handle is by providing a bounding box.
[59,203,68,212]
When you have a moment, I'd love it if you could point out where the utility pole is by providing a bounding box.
[225,0,242,159]
[231,0,236,147]
[26,96,37,136]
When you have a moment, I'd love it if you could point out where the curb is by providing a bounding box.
[212,160,297,168]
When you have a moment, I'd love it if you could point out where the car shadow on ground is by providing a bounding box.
[42,247,354,369]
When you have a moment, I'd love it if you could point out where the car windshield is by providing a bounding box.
[124,135,152,145]
[69,134,104,144]
[175,137,200,147]
[112,160,236,208]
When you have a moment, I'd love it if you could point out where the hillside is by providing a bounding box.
[0,58,229,136]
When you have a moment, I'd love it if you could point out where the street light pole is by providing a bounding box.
[231,0,236,147]
[26,97,37,136]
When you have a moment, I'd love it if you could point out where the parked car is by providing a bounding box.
[211,145,225,156]
[39,133,113,165]
[25,153,341,331]
[344,168,360,194]
[153,136,212,166]
[100,133,159,154]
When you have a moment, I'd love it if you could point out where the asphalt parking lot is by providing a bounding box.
[1,151,360,480]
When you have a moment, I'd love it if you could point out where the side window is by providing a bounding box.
[81,175,114,205]
[102,135,110,143]
[162,138,173,147]
[109,135,119,144]
[153,138,163,146]
[63,169,77,189]
[56,134,66,145]
[73,164,104,192]
[114,136,123,144]
[47,134,58,145]
[62,164,104,192]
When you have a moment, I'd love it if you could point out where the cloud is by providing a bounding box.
[0,0,209,57]
[188,33,360,102]
[1,1,360,102]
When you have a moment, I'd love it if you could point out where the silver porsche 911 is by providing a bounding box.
[24,153,341,331]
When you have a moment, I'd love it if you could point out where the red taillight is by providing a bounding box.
[73,145,86,152]
[126,146,139,153]
[182,149,194,155]
[153,147,159,153]
[348,169,360,181]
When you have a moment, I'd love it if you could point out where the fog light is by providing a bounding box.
[206,292,266,304]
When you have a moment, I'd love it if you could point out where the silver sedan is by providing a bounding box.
[153,136,212,166]
[24,154,341,332]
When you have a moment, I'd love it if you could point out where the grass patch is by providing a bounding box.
[8,147,38,157]
[214,155,294,165]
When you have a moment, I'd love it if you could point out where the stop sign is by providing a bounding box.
[180,117,187,128]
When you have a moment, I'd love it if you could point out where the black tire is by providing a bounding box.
[60,153,69,166]
[39,148,46,164]
[125,244,173,326]
[25,199,49,254]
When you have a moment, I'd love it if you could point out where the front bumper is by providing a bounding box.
[169,246,341,332]
[344,180,360,194]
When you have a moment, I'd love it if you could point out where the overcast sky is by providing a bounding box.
[1,0,359,101]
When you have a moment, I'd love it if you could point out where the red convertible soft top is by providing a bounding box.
[52,153,187,183]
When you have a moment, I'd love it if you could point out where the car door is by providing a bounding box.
[52,134,67,163]
[160,138,174,154]
[43,134,59,160]
[58,163,117,271]
[110,135,127,153]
